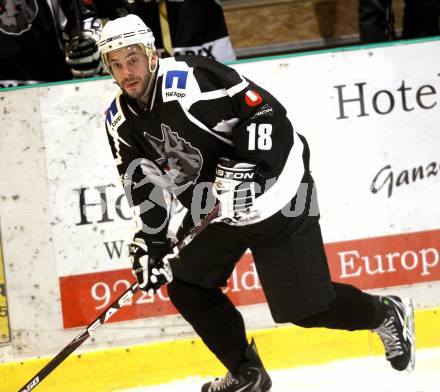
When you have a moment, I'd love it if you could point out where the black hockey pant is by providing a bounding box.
[168,278,386,372]
[168,173,387,372]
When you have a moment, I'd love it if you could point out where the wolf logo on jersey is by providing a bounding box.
[143,124,203,193]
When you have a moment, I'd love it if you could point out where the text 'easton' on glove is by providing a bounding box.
[129,236,174,296]
[213,157,260,225]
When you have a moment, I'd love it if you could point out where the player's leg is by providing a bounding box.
[295,286,415,371]
[168,278,247,370]
[251,175,415,372]
[168,219,271,391]
[370,295,415,371]
[169,280,271,392]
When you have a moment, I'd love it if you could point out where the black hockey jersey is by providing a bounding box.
[104,55,306,240]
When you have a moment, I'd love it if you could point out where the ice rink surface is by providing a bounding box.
[121,348,440,392]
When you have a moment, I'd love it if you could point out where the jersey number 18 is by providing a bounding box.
[246,123,273,150]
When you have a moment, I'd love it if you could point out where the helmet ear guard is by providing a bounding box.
[147,51,158,74]
[98,14,156,73]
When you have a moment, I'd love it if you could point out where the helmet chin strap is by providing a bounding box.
[138,52,158,109]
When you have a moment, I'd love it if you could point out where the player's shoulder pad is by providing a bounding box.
[158,56,248,108]
[105,91,126,134]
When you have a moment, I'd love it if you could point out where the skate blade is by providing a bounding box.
[402,297,416,372]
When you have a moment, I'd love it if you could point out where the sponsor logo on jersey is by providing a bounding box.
[143,124,203,193]
[164,70,189,100]
[110,113,122,128]
[251,103,274,119]
[245,90,263,107]
[105,98,126,133]
[165,91,186,99]
[165,70,188,89]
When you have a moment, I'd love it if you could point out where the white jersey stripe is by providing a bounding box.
[198,88,228,101]
[240,128,305,225]
[197,76,248,102]
[181,108,234,146]
[227,77,249,97]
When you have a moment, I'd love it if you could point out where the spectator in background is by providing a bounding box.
[0,0,234,89]
[0,0,102,88]
[359,0,440,43]
[94,0,236,61]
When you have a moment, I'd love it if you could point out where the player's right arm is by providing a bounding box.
[104,98,175,292]
[104,99,171,242]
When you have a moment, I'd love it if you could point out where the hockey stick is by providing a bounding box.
[73,0,82,37]
[18,205,220,392]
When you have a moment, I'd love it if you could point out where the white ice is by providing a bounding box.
[120,347,440,391]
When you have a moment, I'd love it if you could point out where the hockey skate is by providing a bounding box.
[373,296,415,372]
[201,339,272,392]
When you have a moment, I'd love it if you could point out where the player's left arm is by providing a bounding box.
[213,81,295,223]
[183,59,293,179]
[229,80,294,179]
[181,60,296,223]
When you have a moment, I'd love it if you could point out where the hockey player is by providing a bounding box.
[98,14,416,392]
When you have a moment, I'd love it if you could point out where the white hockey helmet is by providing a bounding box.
[98,14,156,72]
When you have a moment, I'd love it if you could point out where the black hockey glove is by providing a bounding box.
[213,157,260,225]
[130,236,174,295]
[65,18,103,78]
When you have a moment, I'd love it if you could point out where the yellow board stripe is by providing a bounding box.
[0,229,11,344]
[2,307,439,392]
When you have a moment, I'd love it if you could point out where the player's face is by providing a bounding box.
[107,45,153,99]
